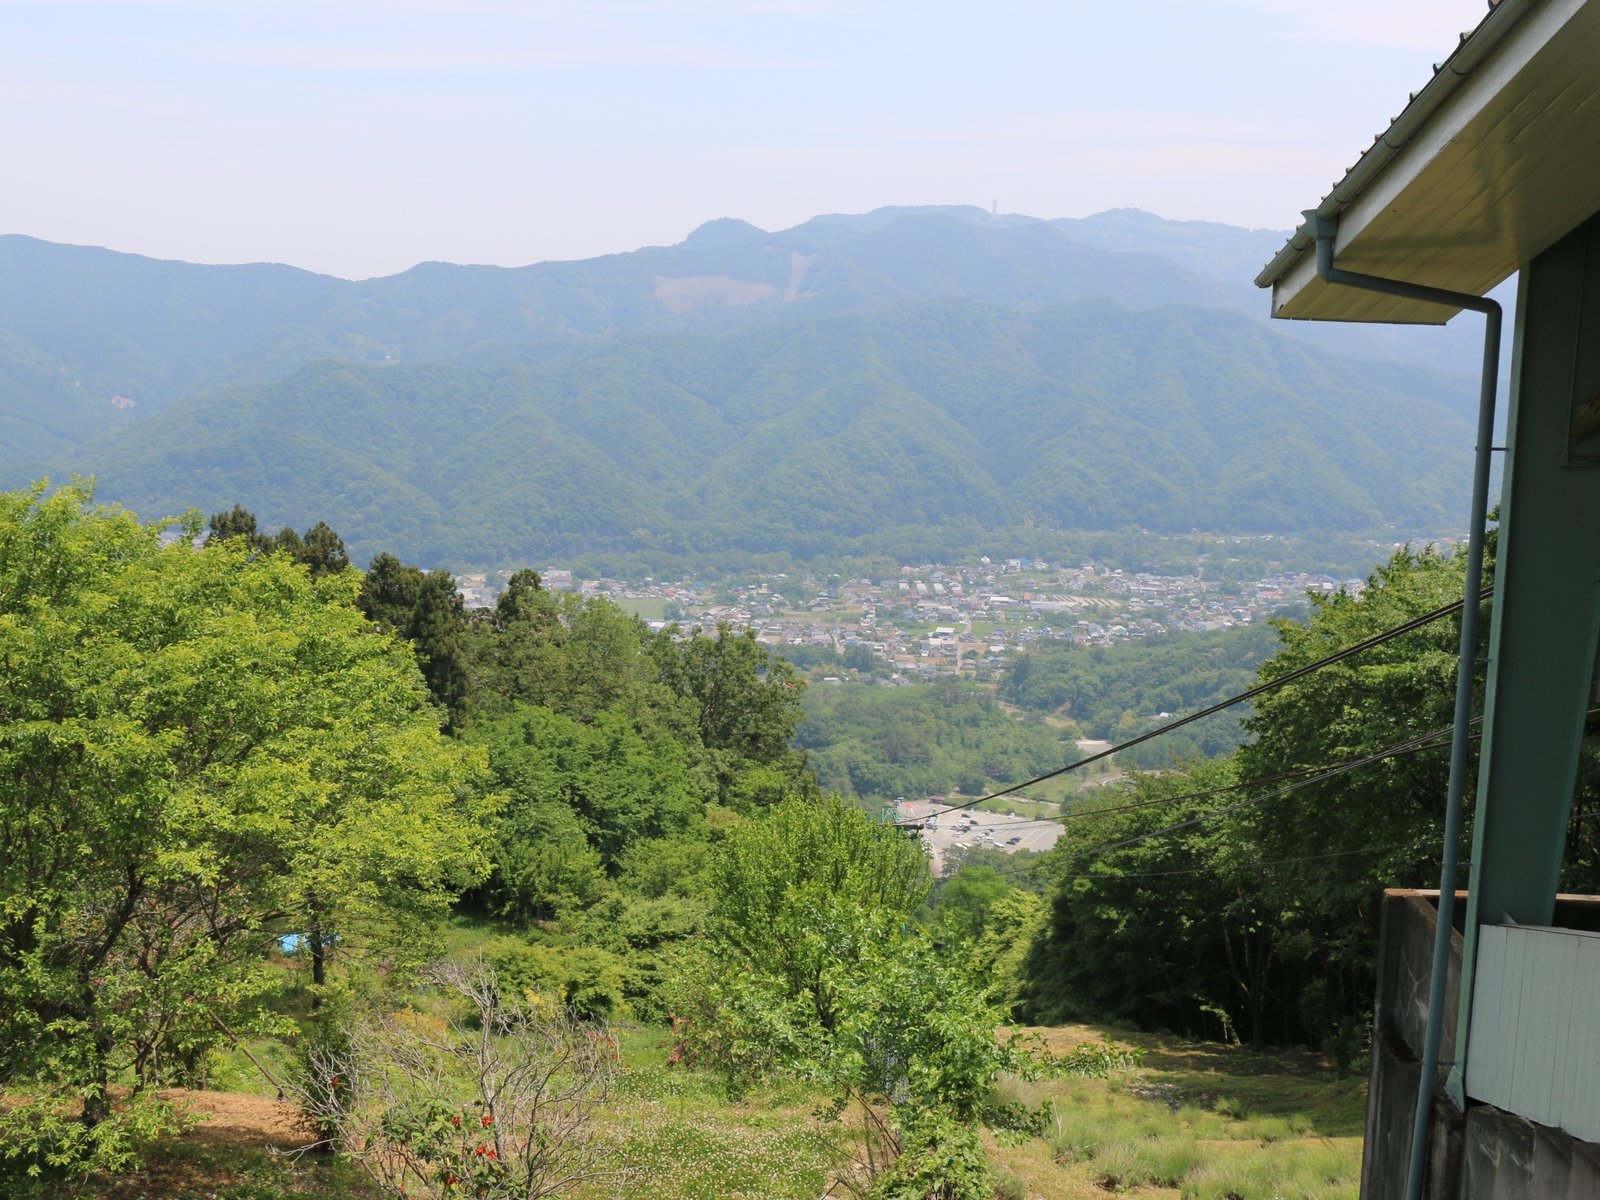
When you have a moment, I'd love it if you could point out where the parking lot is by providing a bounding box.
[895,799,1062,875]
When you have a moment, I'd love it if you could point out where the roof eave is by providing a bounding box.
[1254,0,1540,319]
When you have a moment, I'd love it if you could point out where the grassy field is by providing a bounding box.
[946,794,1063,820]
[32,1021,1364,1200]
[989,1026,1365,1200]
[614,596,670,621]
[1021,763,1125,804]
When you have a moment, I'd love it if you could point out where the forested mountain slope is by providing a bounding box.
[0,208,1242,421]
[54,298,1475,566]
[0,205,1484,465]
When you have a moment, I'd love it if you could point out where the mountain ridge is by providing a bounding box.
[42,296,1475,568]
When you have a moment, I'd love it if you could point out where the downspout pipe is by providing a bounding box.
[1256,0,1535,292]
[1308,211,1501,1200]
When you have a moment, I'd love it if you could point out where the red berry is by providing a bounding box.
[451,1115,461,1126]
[481,1114,493,1127]
[486,1149,497,1160]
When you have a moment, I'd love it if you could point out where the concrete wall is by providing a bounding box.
[1461,1105,1600,1200]
[1361,890,1465,1200]
[1360,890,1600,1200]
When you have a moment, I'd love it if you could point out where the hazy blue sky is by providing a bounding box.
[3,0,1491,279]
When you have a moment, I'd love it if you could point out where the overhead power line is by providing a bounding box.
[1042,843,1434,883]
[963,706,1600,886]
[958,716,1467,832]
[959,720,1470,883]
[1069,724,1470,862]
[896,585,1490,827]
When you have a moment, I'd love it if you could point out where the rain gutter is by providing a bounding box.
[1309,212,1501,1200]
[1256,0,1537,295]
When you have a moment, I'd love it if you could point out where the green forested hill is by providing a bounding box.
[0,206,1488,568]
[0,205,1480,439]
[1000,621,1285,765]
[797,679,1069,801]
[42,297,1475,567]
[0,208,1243,423]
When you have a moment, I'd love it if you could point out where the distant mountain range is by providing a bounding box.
[0,206,1485,567]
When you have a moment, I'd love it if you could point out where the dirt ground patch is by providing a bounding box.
[161,1088,319,1151]
[74,1091,368,1200]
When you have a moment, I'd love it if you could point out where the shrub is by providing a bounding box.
[1045,1038,1144,1079]
[297,958,619,1200]
[982,1073,1050,1141]
[487,942,629,1021]
[0,1090,185,1184]
[869,1111,993,1200]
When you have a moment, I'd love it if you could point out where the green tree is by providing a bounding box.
[1232,547,1476,1043]
[205,506,350,578]
[269,524,305,560]
[486,801,608,921]
[358,552,470,725]
[654,623,809,800]
[699,795,928,1033]
[1022,546,1514,1049]
[491,567,545,626]
[464,586,687,731]
[471,703,703,871]
[0,483,494,1170]
[1022,760,1249,1041]
[677,796,1008,1199]
[925,865,1018,945]
[298,520,350,576]
[798,681,1065,802]
[206,502,259,544]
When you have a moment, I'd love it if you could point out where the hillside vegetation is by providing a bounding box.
[40,1018,1368,1200]
[1000,622,1283,766]
[799,679,1070,801]
[33,485,1600,1199]
[3,482,1402,1200]
[2,206,1485,570]
[38,299,1474,567]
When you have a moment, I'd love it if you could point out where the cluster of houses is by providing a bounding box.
[454,556,1369,681]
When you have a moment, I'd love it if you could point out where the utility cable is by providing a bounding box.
[967,716,1466,832]
[1062,725,1471,861]
[942,717,1486,882]
[895,585,1489,827]
[956,706,1600,887]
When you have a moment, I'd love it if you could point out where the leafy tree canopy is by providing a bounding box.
[798,679,1066,801]
[0,483,494,1166]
